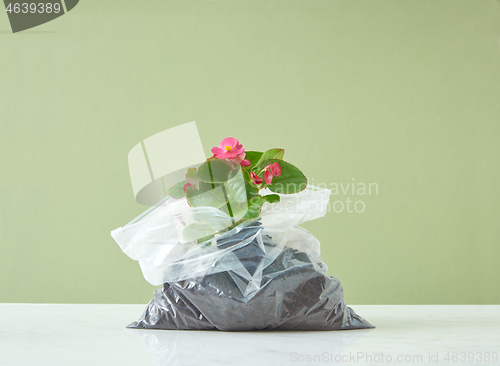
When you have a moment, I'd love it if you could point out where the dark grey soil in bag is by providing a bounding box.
[128,223,374,331]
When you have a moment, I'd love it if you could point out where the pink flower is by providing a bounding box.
[264,170,273,185]
[263,162,281,185]
[251,172,263,185]
[236,152,245,163]
[236,152,251,167]
[270,162,281,177]
[211,138,245,160]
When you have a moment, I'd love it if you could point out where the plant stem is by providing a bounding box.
[221,185,235,224]
[207,160,235,224]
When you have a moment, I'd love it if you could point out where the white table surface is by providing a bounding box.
[0,304,499,366]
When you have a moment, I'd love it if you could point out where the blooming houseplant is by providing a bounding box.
[112,135,373,331]
[166,137,308,237]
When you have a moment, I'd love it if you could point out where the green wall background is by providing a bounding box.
[1,0,499,304]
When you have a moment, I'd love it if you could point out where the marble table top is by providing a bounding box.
[0,304,499,365]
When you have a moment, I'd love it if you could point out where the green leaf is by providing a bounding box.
[243,195,265,219]
[221,200,247,218]
[186,181,227,208]
[255,148,285,170]
[221,170,263,218]
[197,159,232,183]
[266,160,307,194]
[186,168,201,187]
[263,194,280,203]
[226,168,247,203]
[244,151,263,168]
[167,180,187,199]
[242,169,260,199]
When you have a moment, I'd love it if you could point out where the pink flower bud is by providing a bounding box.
[251,172,263,185]
[240,159,251,167]
[270,162,281,177]
[264,170,273,185]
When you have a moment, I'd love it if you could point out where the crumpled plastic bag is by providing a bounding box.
[111,185,373,331]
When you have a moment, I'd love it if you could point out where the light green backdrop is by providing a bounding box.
[1,0,499,304]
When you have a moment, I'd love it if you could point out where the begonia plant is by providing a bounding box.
[167,138,307,223]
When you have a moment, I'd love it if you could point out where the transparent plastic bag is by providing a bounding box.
[112,185,374,331]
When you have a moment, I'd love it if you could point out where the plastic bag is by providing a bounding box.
[112,185,373,331]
